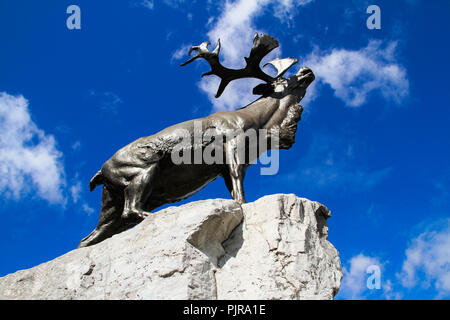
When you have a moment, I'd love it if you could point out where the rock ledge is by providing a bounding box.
[0,194,342,300]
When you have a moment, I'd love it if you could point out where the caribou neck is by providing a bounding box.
[238,93,298,131]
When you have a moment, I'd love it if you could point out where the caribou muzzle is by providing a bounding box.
[295,67,315,89]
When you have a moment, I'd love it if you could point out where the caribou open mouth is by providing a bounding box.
[296,67,315,88]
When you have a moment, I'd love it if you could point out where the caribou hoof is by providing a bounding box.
[122,209,150,221]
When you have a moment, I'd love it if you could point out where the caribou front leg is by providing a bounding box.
[225,139,247,203]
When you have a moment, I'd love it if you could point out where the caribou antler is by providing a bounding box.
[181,33,283,98]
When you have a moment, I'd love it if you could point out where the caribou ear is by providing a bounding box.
[264,57,298,79]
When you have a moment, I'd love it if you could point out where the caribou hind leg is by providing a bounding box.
[78,186,124,248]
[122,163,158,221]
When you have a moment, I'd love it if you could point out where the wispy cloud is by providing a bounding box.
[171,44,191,63]
[303,40,409,107]
[70,174,96,215]
[0,92,66,205]
[272,0,315,23]
[283,134,391,193]
[162,0,188,9]
[82,203,95,215]
[89,90,123,116]
[132,0,154,10]
[397,219,450,298]
[71,140,81,152]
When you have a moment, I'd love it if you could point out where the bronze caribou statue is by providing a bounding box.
[78,33,315,248]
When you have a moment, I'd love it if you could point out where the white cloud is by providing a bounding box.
[192,0,313,112]
[303,40,409,107]
[272,0,314,22]
[70,180,81,204]
[398,220,450,298]
[340,220,450,300]
[206,0,270,67]
[170,1,408,111]
[201,0,272,111]
[198,76,264,112]
[0,92,66,205]
[82,203,95,215]
[140,0,154,10]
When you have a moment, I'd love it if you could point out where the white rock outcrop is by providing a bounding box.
[0,194,342,300]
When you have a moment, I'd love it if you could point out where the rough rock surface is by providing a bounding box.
[0,194,342,300]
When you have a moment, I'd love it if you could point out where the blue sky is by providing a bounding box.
[0,0,449,299]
